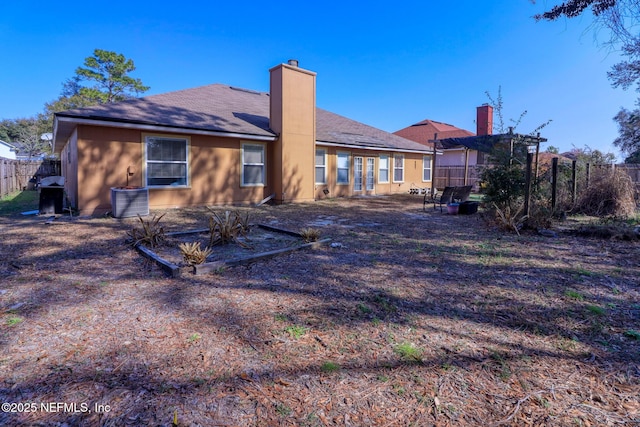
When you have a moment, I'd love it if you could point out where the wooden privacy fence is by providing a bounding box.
[434,165,481,191]
[0,158,61,199]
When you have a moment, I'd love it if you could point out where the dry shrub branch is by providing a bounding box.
[575,169,637,217]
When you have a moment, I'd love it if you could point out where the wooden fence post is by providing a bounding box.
[524,152,533,218]
[571,160,577,205]
[551,157,558,212]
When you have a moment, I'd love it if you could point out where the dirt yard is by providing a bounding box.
[0,194,638,426]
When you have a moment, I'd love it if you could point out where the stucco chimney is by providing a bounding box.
[269,61,317,203]
[477,104,493,136]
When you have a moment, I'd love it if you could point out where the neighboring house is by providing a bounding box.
[53,61,436,215]
[0,140,17,160]
[394,105,547,189]
[394,105,493,168]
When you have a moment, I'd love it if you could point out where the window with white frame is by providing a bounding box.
[378,155,389,183]
[422,155,433,182]
[337,152,350,184]
[146,136,188,187]
[241,143,265,186]
[315,148,327,184]
[393,154,404,182]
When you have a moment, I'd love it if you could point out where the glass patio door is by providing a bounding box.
[366,158,375,191]
[354,156,363,191]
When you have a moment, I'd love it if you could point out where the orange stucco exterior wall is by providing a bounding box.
[314,147,432,199]
[61,124,432,215]
[269,63,317,204]
[67,125,274,215]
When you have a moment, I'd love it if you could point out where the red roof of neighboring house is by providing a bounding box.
[537,152,574,170]
[394,119,474,149]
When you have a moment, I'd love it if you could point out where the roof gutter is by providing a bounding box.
[316,140,443,155]
[54,115,278,143]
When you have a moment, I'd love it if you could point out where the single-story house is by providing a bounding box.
[53,61,437,216]
[0,139,17,160]
[393,105,493,168]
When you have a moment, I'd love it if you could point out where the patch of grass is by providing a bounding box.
[586,305,606,316]
[187,333,201,343]
[393,384,406,395]
[274,313,289,322]
[320,361,340,373]
[275,402,292,417]
[564,290,584,301]
[373,293,397,313]
[624,330,640,340]
[490,351,512,381]
[285,325,308,339]
[0,190,39,216]
[356,303,372,314]
[6,316,23,326]
[394,342,423,363]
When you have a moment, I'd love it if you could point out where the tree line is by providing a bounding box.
[0,49,149,159]
[532,0,640,163]
[3,4,640,163]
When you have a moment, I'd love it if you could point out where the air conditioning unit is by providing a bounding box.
[110,187,149,218]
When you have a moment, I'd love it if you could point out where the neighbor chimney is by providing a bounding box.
[477,104,493,136]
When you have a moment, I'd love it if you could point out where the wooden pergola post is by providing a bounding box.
[431,133,438,199]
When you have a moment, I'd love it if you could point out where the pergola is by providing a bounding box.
[429,129,548,186]
[428,130,548,216]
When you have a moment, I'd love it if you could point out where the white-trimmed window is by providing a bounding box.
[393,154,404,182]
[146,136,189,187]
[378,155,389,183]
[422,155,433,182]
[337,152,350,184]
[315,148,327,184]
[241,143,265,186]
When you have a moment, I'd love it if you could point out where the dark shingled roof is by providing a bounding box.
[54,84,430,154]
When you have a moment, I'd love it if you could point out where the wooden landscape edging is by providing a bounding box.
[135,223,330,277]
[193,237,331,276]
[135,243,182,277]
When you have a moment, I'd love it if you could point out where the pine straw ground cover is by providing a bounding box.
[0,194,638,427]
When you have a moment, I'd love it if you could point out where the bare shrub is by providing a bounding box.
[127,214,166,248]
[299,227,321,242]
[208,210,251,247]
[575,169,637,217]
[178,241,213,265]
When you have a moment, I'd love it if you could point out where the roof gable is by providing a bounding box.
[394,119,474,148]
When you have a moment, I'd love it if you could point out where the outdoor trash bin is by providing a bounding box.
[39,176,65,215]
[39,186,64,214]
[459,201,478,215]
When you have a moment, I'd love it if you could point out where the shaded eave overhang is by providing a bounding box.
[53,114,278,153]
[431,133,547,152]
[316,140,442,155]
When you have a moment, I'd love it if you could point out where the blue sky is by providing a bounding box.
[1,1,637,160]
